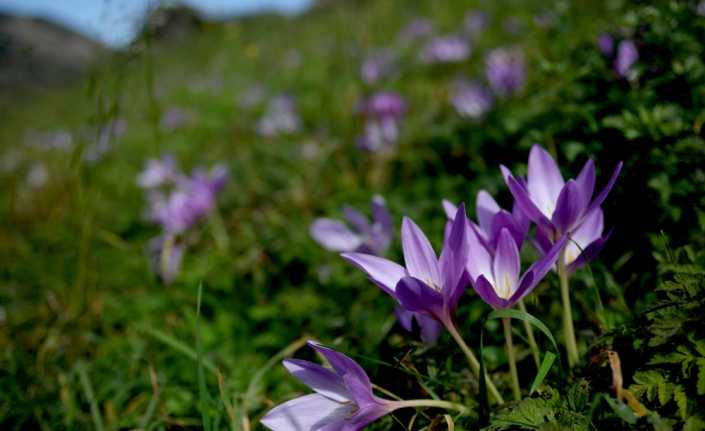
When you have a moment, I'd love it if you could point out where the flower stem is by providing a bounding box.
[502,317,521,401]
[558,247,579,367]
[518,300,541,368]
[392,399,471,414]
[444,320,504,405]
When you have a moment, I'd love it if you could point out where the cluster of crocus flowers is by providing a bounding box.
[138,155,228,283]
[485,47,526,97]
[503,145,622,366]
[267,146,622,427]
[256,95,302,137]
[356,92,407,152]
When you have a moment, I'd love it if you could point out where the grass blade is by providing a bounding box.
[139,326,218,374]
[196,282,211,431]
[76,361,105,431]
[529,351,557,394]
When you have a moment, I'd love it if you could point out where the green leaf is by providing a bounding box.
[674,385,688,420]
[530,352,557,395]
[697,359,705,395]
[196,283,212,431]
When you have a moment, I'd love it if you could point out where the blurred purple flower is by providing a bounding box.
[261,341,399,431]
[311,195,393,255]
[533,11,557,29]
[698,1,705,16]
[502,145,622,267]
[256,95,301,137]
[420,36,471,64]
[160,107,191,131]
[25,129,73,151]
[26,163,48,189]
[450,80,493,119]
[138,155,179,189]
[597,33,614,56]
[357,92,407,152]
[463,10,488,35]
[399,18,435,43]
[342,204,470,328]
[614,39,638,78]
[361,50,397,84]
[485,47,526,96]
[144,162,228,234]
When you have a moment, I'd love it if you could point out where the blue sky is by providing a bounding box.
[0,0,312,47]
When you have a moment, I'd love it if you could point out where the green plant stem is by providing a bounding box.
[160,234,175,281]
[393,399,471,414]
[558,247,579,367]
[444,320,504,405]
[502,317,521,401]
[518,300,541,367]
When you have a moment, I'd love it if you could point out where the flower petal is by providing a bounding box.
[551,180,584,234]
[371,195,393,236]
[341,252,406,296]
[283,359,350,403]
[476,190,501,234]
[472,274,508,309]
[439,203,468,293]
[489,209,525,250]
[585,161,623,216]
[527,145,564,218]
[506,173,553,230]
[311,219,363,252]
[466,227,494,285]
[394,308,443,345]
[567,229,612,273]
[575,159,595,211]
[492,228,521,299]
[260,393,354,431]
[564,208,603,265]
[308,342,373,397]
[395,276,444,318]
[401,217,441,286]
[442,199,458,219]
[511,235,569,303]
[343,206,371,235]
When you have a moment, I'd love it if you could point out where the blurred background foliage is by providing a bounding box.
[1,0,705,429]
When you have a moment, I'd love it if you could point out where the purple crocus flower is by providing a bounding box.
[485,48,526,97]
[356,92,407,152]
[342,204,469,328]
[310,195,393,255]
[420,36,471,64]
[361,50,397,85]
[257,95,302,137]
[450,80,494,119]
[261,341,399,431]
[138,155,179,189]
[468,228,567,309]
[150,164,228,234]
[597,33,614,56]
[614,39,638,78]
[502,145,622,259]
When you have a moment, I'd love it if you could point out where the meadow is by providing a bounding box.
[2,0,705,429]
